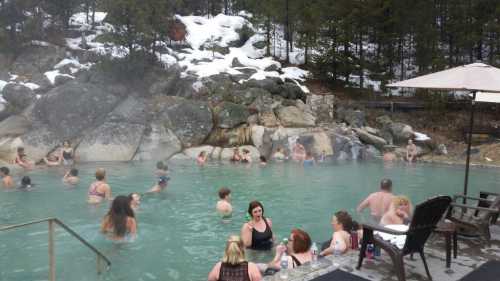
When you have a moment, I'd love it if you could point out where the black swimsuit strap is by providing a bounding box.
[290,255,301,268]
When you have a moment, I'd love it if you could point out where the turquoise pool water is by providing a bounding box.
[1,160,499,281]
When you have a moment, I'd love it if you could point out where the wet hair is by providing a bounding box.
[20,176,31,188]
[247,201,264,218]
[95,168,106,181]
[290,229,312,254]
[222,235,246,265]
[63,140,71,146]
[334,210,353,232]
[242,149,250,154]
[69,168,78,177]
[198,151,206,157]
[128,192,140,202]
[392,195,410,208]
[218,187,231,199]
[17,147,25,155]
[0,166,9,175]
[380,178,392,191]
[351,220,361,231]
[105,195,135,237]
[259,156,267,163]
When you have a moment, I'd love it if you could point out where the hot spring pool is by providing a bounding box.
[1,160,499,281]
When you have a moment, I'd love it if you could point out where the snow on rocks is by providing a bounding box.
[44,70,74,85]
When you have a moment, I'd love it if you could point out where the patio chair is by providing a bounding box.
[446,192,500,244]
[356,195,452,281]
[478,191,499,224]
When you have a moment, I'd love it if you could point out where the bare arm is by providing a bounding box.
[357,195,371,213]
[248,263,263,281]
[207,262,221,281]
[104,184,112,200]
[127,217,137,237]
[241,223,253,248]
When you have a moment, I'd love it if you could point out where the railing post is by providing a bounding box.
[48,219,55,281]
[97,255,102,275]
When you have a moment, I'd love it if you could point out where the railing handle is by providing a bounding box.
[49,220,55,281]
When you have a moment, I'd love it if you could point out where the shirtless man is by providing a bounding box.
[216,187,233,218]
[0,167,14,188]
[406,139,417,163]
[357,178,395,223]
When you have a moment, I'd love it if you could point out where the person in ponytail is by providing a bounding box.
[208,235,262,281]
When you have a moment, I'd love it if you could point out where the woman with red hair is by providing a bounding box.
[269,228,313,269]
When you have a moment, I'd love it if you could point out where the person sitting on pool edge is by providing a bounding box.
[241,201,274,251]
[269,228,313,270]
[216,187,233,218]
[101,195,137,241]
[208,235,262,281]
[63,168,79,185]
[87,168,112,204]
[230,147,242,162]
[272,147,287,162]
[241,149,252,163]
[197,151,208,165]
[0,166,14,188]
[380,195,413,226]
[60,140,75,166]
[320,210,353,256]
[406,139,418,163]
[15,147,33,169]
[148,176,170,193]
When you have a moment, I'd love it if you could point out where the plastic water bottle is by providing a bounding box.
[350,231,359,250]
[311,242,319,269]
[366,243,374,259]
[374,245,381,259]
[279,252,289,279]
[333,240,341,257]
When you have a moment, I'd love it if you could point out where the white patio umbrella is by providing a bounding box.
[387,63,500,198]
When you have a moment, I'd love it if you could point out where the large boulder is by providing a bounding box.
[233,87,271,106]
[0,115,31,137]
[296,131,334,157]
[215,102,250,129]
[353,128,387,149]
[276,106,316,127]
[258,111,279,127]
[206,125,252,147]
[307,94,336,124]
[77,122,146,162]
[2,83,35,109]
[251,125,265,150]
[244,78,282,97]
[19,127,61,162]
[387,122,414,144]
[327,129,363,160]
[281,82,306,101]
[133,122,182,161]
[157,97,213,147]
[11,45,67,83]
[0,137,23,163]
[33,81,120,139]
[336,107,365,128]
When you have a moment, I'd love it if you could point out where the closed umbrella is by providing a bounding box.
[387,63,500,198]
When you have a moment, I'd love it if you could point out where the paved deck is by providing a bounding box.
[264,225,500,281]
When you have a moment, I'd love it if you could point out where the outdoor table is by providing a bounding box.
[434,220,458,269]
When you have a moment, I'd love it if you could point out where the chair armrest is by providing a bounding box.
[453,195,494,202]
[450,203,500,213]
[480,191,499,197]
[362,222,407,235]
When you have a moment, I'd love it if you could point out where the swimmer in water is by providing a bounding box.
[101,195,137,241]
[148,176,169,193]
[63,168,79,185]
[216,187,233,218]
[0,166,14,189]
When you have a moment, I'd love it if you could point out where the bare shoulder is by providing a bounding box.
[266,217,272,226]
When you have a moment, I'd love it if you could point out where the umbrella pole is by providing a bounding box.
[463,91,476,204]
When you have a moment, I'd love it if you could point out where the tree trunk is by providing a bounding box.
[359,31,364,89]
[285,0,290,63]
[266,15,271,56]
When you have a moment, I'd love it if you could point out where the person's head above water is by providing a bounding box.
[0,166,9,176]
[259,155,267,163]
[218,187,231,200]
[248,200,265,219]
[95,168,106,181]
[69,168,78,177]
[332,210,353,232]
[20,176,31,188]
[63,140,71,147]
[380,178,392,192]
[17,147,25,156]
[222,235,246,265]
[156,161,168,171]
[289,228,312,254]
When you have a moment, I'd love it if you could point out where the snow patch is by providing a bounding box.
[0,80,7,92]
[20,82,40,90]
[176,14,246,50]
[44,70,74,85]
[414,132,431,141]
[31,40,51,47]
[281,67,310,82]
[70,12,107,26]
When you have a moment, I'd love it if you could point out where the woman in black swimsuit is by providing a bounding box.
[241,201,274,251]
[60,140,74,166]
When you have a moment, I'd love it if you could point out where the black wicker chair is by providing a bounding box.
[447,192,500,244]
[356,195,452,281]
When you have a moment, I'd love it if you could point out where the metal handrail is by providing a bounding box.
[0,217,111,280]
